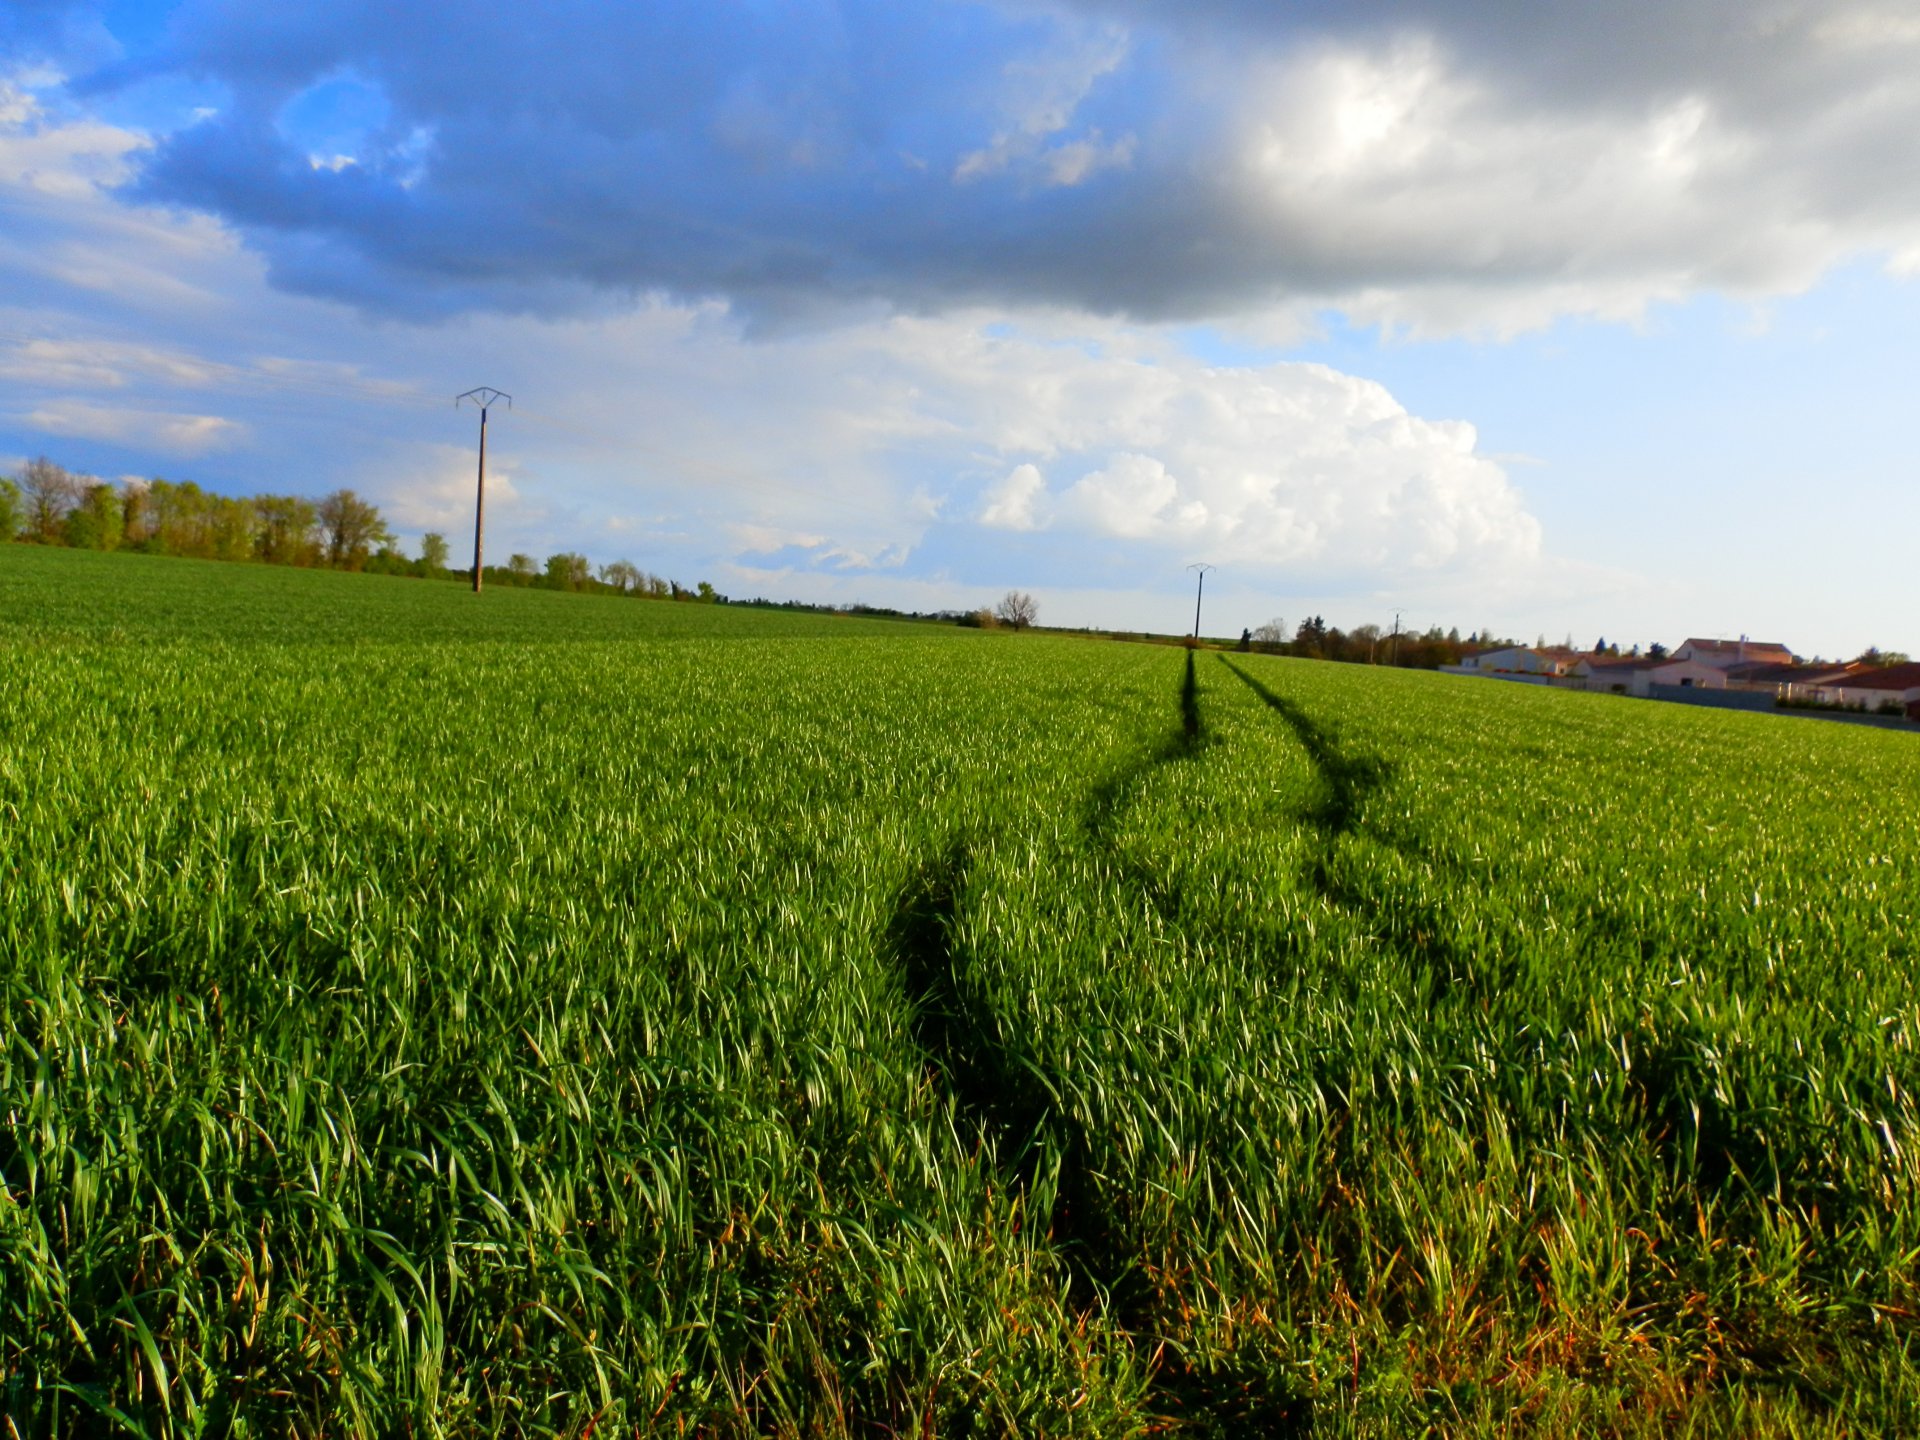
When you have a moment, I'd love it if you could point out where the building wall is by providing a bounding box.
[1630,659,1725,697]
[1645,683,1779,712]
[1439,665,1564,686]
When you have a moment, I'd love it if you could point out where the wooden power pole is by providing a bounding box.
[1187,562,1215,640]
[457,387,511,593]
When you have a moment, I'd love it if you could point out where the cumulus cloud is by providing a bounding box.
[896,327,1540,573]
[1065,453,1195,540]
[979,462,1048,530]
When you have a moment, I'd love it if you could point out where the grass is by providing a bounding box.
[2,544,1918,1436]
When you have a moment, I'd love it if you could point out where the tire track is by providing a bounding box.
[886,653,1308,1433]
[1221,657,1488,999]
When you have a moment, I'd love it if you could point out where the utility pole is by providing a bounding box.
[1390,611,1401,666]
[1187,562,1215,640]
[456,387,511,593]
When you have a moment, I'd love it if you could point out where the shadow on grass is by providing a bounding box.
[1220,659,1389,838]
[1220,657,1498,1005]
[886,844,1115,1288]
[1081,650,1212,935]
[885,842,1310,1434]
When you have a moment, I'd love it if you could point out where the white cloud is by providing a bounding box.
[979,462,1048,530]
[955,17,1134,186]
[0,336,229,390]
[366,441,525,535]
[956,128,1136,188]
[728,521,829,553]
[0,79,37,130]
[852,315,1540,574]
[1064,452,1196,539]
[17,399,245,454]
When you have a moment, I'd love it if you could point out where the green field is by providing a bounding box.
[4,545,1919,1437]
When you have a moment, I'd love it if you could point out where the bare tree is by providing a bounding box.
[995,590,1038,631]
[1252,617,1288,652]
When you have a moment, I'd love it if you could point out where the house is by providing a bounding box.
[1631,657,1729,697]
[1572,654,1655,694]
[1811,663,1920,717]
[1569,653,1730,696]
[1445,645,1585,682]
[1672,637,1796,670]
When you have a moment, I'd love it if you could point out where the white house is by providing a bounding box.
[1446,646,1585,681]
[1633,657,1734,697]
[1572,655,1651,693]
[1568,654,1725,696]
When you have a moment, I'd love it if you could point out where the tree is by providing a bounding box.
[995,590,1038,630]
[315,489,392,569]
[599,559,640,593]
[0,476,20,542]
[507,554,537,582]
[1252,618,1288,652]
[367,540,409,574]
[1855,646,1912,668]
[63,481,124,551]
[21,456,81,541]
[208,496,258,562]
[1648,641,1668,660]
[1293,615,1329,657]
[545,552,591,590]
[254,495,320,565]
[420,532,451,574]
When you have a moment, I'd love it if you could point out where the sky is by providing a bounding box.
[3,0,1918,655]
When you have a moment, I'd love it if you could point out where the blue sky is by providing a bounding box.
[4,0,1918,655]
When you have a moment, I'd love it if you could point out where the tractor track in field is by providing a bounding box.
[885,651,1308,1435]
[1083,650,1207,930]
[1220,657,1494,1002]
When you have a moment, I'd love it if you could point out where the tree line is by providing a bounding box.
[1239,615,1507,670]
[0,456,725,600]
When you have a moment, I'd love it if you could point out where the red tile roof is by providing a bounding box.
[1723,661,1854,683]
[1678,638,1795,663]
[1829,663,1920,691]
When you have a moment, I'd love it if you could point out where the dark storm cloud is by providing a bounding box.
[65,0,1920,326]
